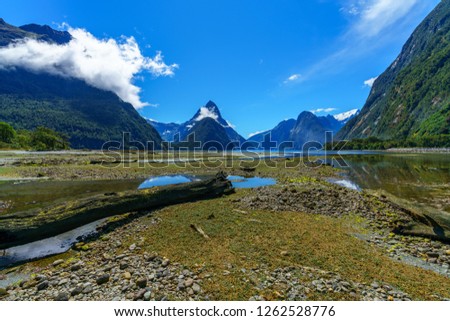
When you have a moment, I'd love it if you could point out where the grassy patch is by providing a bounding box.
[119,191,450,300]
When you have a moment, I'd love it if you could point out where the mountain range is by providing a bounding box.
[148,100,245,149]
[150,102,358,149]
[0,19,161,149]
[1,0,449,151]
[248,110,358,149]
[338,0,450,141]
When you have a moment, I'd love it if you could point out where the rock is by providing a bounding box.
[52,259,65,267]
[0,288,7,297]
[144,291,151,301]
[54,292,70,301]
[37,281,49,291]
[82,285,94,294]
[129,244,136,251]
[136,278,147,289]
[427,252,439,258]
[71,264,82,272]
[280,251,289,256]
[96,274,110,285]
[134,289,146,300]
[35,274,47,282]
[192,283,201,294]
[184,278,194,287]
[162,259,170,267]
[123,272,132,280]
[71,287,82,296]
[120,263,129,270]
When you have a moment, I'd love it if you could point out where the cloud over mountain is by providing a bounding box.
[0,25,178,108]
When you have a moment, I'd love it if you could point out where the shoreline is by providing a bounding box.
[386,148,450,154]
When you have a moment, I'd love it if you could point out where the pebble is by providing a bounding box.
[70,287,82,296]
[184,278,194,287]
[37,281,49,291]
[54,292,69,301]
[52,259,65,267]
[96,274,110,285]
[136,278,147,288]
[82,285,93,294]
[192,283,201,294]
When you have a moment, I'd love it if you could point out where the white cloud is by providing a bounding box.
[350,0,419,38]
[364,76,378,87]
[283,73,301,84]
[289,0,433,85]
[0,26,178,108]
[310,108,337,114]
[195,107,219,122]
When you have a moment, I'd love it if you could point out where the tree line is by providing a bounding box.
[0,121,70,150]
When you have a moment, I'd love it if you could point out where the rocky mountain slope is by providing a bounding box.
[0,19,161,149]
[338,0,450,140]
[148,101,244,148]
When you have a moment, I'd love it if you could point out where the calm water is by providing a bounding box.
[138,175,200,189]
[227,175,277,189]
[0,179,142,213]
[0,219,104,269]
[340,153,450,215]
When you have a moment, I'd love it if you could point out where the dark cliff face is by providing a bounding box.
[290,112,336,148]
[19,24,72,44]
[338,0,450,140]
[248,111,347,149]
[0,19,162,149]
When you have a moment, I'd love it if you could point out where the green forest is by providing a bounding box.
[0,121,69,150]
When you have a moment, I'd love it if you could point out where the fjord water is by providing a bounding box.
[341,153,450,215]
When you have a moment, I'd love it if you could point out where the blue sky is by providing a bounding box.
[1,0,441,137]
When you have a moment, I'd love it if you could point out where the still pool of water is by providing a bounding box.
[326,178,361,191]
[227,175,277,189]
[138,175,200,189]
[0,219,104,269]
[330,153,450,235]
[340,153,450,214]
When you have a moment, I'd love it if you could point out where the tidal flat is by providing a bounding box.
[0,150,449,301]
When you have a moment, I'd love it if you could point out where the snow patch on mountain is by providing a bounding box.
[334,109,359,122]
[195,107,219,122]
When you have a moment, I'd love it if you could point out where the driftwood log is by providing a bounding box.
[0,172,234,249]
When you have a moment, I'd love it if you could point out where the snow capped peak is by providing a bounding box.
[195,106,220,122]
[334,109,359,122]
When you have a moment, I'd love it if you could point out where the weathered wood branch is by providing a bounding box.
[190,224,210,240]
[0,172,234,249]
